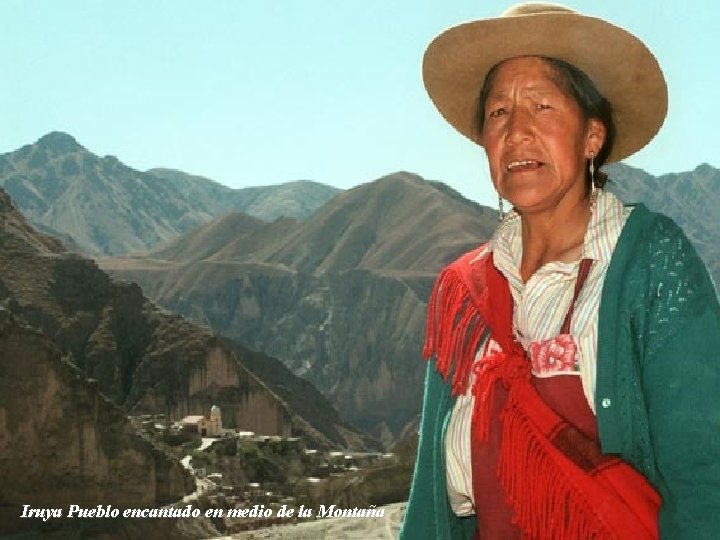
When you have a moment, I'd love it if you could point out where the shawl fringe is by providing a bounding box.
[423,245,489,396]
[495,380,657,539]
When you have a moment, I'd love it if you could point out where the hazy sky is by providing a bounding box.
[2,1,716,207]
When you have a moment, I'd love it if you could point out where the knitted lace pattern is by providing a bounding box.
[597,210,720,484]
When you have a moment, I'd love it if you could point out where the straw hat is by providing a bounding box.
[422,2,667,162]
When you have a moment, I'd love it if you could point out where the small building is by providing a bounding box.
[180,405,224,437]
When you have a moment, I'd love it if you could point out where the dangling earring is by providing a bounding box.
[588,152,598,210]
[498,195,505,222]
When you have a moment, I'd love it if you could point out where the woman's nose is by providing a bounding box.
[505,107,533,145]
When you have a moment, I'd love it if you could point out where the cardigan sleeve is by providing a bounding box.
[639,216,720,539]
[400,361,476,540]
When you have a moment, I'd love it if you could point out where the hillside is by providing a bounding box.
[102,172,500,443]
[0,186,370,452]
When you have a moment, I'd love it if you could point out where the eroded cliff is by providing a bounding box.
[0,308,193,535]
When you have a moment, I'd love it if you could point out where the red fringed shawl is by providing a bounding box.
[424,244,660,539]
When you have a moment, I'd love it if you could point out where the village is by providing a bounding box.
[129,406,398,534]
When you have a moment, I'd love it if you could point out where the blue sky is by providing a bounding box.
[1,1,716,207]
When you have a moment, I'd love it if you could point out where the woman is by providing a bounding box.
[401,3,720,539]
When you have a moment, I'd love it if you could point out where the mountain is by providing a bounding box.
[101,172,500,444]
[605,162,720,286]
[0,132,340,255]
[0,186,370,453]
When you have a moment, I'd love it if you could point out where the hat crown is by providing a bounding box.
[501,2,576,17]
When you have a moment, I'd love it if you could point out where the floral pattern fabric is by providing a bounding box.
[529,334,580,375]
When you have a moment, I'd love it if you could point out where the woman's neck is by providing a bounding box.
[518,192,594,282]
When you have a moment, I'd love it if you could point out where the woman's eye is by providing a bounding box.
[488,107,506,118]
[537,103,552,110]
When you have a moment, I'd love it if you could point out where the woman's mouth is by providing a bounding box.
[506,160,543,171]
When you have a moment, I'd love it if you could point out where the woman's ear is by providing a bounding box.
[585,118,606,157]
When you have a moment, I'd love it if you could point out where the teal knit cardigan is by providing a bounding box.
[400,204,720,540]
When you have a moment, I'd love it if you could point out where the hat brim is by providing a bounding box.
[423,12,667,162]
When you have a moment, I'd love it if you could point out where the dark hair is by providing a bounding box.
[477,56,615,189]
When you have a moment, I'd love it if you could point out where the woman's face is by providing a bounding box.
[480,56,604,215]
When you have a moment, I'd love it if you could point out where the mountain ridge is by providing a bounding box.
[0,132,340,255]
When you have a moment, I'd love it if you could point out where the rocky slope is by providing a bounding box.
[0,187,370,452]
[0,132,339,255]
[102,172,500,443]
[0,308,194,536]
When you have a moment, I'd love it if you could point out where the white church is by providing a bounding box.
[180,405,225,437]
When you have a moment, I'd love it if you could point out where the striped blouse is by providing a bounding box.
[445,189,632,516]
